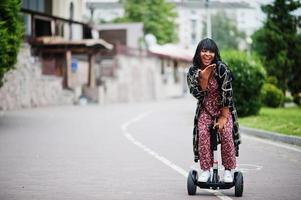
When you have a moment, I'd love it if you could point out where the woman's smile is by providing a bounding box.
[200,49,215,67]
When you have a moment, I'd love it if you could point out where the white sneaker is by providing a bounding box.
[224,170,233,183]
[199,170,210,182]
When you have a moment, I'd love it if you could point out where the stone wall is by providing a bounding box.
[99,55,165,104]
[0,43,74,110]
[82,54,188,105]
[0,44,188,110]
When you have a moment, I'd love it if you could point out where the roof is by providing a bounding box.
[33,37,113,51]
[149,44,193,62]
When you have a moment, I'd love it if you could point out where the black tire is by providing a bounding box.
[187,170,197,195]
[234,172,244,197]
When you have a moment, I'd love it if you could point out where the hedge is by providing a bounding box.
[221,50,266,117]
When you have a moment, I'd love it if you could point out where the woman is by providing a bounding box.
[187,38,241,183]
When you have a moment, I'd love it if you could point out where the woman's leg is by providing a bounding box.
[220,114,236,170]
[198,111,213,170]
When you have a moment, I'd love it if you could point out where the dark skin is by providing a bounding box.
[199,63,229,132]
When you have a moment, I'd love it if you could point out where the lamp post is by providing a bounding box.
[205,0,212,39]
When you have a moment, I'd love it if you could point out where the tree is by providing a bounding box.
[114,0,177,44]
[288,31,301,104]
[203,11,246,50]
[0,0,24,87]
[251,0,301,104]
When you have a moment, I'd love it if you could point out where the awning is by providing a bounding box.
[32,36,113,53]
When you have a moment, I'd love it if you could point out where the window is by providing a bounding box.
[190,19,197,45]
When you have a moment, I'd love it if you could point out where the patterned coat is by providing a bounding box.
[187,61,241,162]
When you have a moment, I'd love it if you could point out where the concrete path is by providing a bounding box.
[0,97,300,200]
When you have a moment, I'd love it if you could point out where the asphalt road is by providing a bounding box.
[0,97,300,200]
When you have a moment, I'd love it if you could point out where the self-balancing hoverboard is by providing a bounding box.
[187,124,243,197]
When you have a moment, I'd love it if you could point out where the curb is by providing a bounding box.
[240,126,301,146]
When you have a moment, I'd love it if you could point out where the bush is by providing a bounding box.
[284,95,293,103]
[266,76,278,85]
[293,94,301,105]
[261,83,284,107]
[221,50,266,117]
[0,0,24,87]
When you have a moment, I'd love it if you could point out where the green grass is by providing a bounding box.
[239,107,301,137]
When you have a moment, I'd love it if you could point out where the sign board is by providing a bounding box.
[71,58,78,73]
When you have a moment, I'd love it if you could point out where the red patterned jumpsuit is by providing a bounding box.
[197,76,236,171]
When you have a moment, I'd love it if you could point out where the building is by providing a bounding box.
[95,23,144,48]
[90,22,192,101]
[21,0,113,91]
[85,0,259,49]
[86,0,124,23]
[174,0,256,49]
[0,0,114,110]
[22,0,88,40]
[1,0,194,111]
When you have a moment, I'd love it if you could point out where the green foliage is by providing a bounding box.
[114,0,177,44]
[284,95,293,103]
[0,0,24,87]
[251,0,301,104]
[292,93,301,105]
[261,83,284,107]
[266,76,278,85]
[288,33,301,105]
[221,50,266,117]
[204,11,246,50]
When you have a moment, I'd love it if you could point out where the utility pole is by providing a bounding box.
[205,0,212,38]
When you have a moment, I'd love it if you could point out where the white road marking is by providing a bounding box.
[236,164,263,173]
[242,134,301,153]
[121,111,233,200]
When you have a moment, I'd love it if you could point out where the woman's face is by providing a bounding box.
[200,49,215,67]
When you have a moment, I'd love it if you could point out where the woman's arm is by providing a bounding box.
[187,66,207,101]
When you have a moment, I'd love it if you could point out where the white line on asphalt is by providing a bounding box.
[121,111,233,200]
[242,134,301,153]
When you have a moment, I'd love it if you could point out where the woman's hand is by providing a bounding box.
[201,64,216,79]
[199,64,216,90]
[217,116,227,132]
[216,107,230,132]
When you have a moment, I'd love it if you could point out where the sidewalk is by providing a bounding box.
[241,126,301,146]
